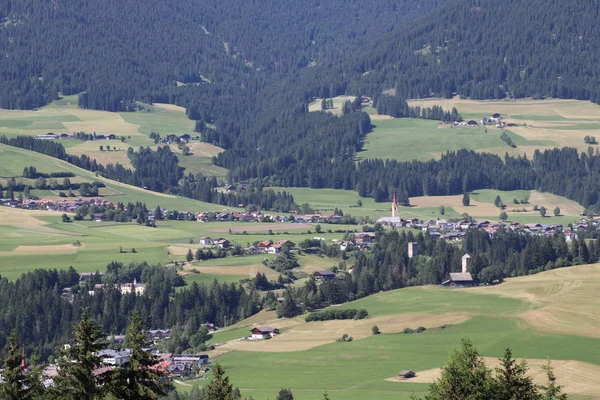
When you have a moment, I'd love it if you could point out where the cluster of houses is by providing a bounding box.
[442,112,519,129]
[375,215,594,241]
[1,197,115,213]
[152,354,210,377]
[155,133,199,144]
[35,132,119,140]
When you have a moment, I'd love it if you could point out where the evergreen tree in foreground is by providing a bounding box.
[50,308,107,400]
[107,311,169,399]
[0,332,43,400]
[421,338,569,400]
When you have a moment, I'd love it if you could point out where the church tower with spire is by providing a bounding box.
[392,192,398,218]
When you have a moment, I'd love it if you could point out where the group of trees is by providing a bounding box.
[0,309,168,400]
[0,262,262,361]
[418,338,567,400]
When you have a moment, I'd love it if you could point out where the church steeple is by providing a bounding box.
[392,192,398,218]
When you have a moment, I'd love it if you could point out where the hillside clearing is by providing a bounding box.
[361,98,600,162]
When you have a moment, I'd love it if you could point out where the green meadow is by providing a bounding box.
[181,270,600,400]
[359,118,553,162]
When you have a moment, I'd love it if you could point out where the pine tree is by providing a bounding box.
[462,192,471,207]
[50,309,107,400]
[0,332,38,400]
[540,362,568,400]
[186,249,194,262]
[205,364,235,400]
[154,205,162,221]
[494,348,538,400]
[107,311,169,399]
[424,338,496,400]
[276,388,294,400]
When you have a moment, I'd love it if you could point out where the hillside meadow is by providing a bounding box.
[0,94,225,177]
[187,264,600,400]
[359,98,600,162]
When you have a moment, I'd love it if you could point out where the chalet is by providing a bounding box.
[267,240,295,254]
[36,133,59,140]
[397,370,416,380]
[92,213,106,222]
[172,354,209,366]
[354,233,375,244]
[257,240,273,253]
[147,329,171,341]
[179,133,191,141]
[213,238,231,249]
[250,326,279,340]
[107,134,117,140]
[466,120,478,127]
[199,236,212,245]
[490,113,502,122]
[313,270,336,280]
[97,349,131,366]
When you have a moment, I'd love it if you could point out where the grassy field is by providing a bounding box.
[0,206,353,281]
[0,94,225,177]
[196,264,600,400]
[270,186,583,224]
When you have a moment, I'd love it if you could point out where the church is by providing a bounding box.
[375,192,404,226]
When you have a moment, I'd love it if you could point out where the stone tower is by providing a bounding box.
[462,254,471,273]
[408,242,418,258]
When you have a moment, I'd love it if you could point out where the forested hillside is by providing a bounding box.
[346,0,600,101]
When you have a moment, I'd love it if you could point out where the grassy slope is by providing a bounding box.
[202,265,600,400]
[0,95,225,177]
[0,143,229,211]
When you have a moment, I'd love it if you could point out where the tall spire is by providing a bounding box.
[392,192,398,218]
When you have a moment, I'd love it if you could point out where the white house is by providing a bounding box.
[250,326,279,340]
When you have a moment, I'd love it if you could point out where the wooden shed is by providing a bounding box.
[397,370,416,380]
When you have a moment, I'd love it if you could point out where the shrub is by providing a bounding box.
[305,309,369,322]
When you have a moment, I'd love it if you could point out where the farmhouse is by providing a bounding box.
[466,120,478,127]
[107,133,117,140]
[267,240,296,254]
[397,370,416,380]
[250,326,279,340]
[213,238,231,249]
[199,236,212,245]
[314,270,336,280]
[442,254,475,287]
